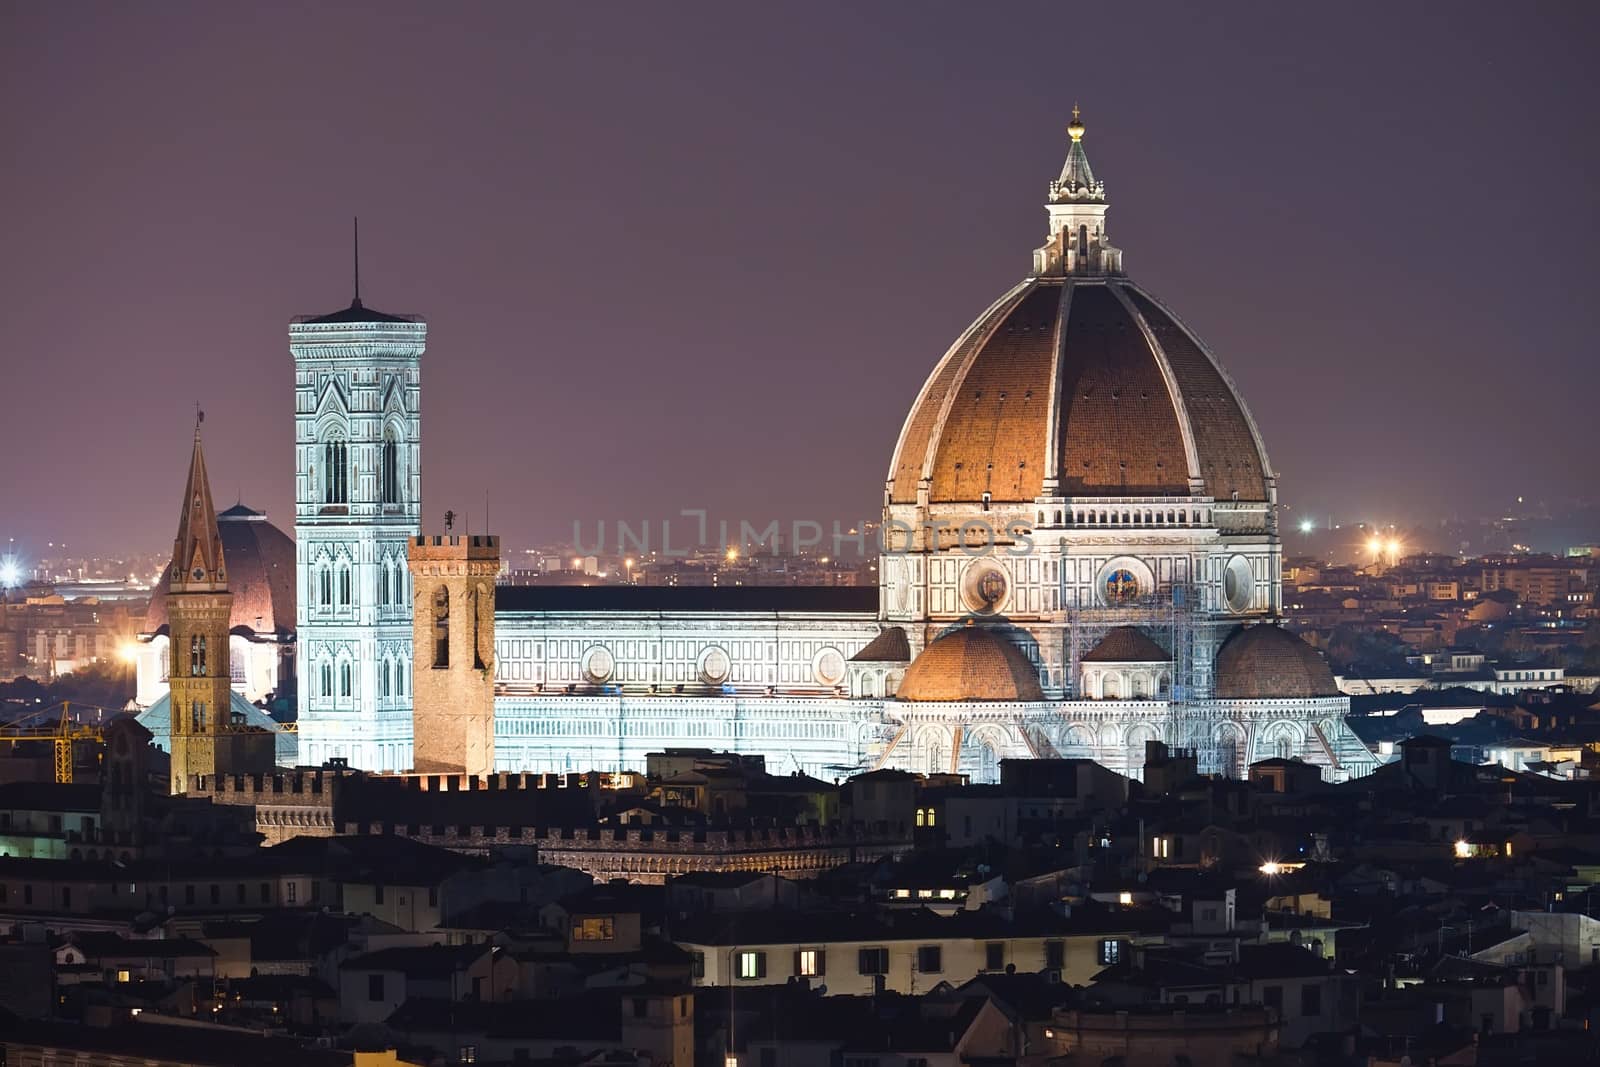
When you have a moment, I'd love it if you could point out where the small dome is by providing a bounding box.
[898,626,1043,702]
[1214,625,1339,700]
[1082,626,1171,663]
[851,626,912,663]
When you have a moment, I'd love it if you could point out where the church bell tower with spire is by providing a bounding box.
[290,226,426,772]
[165,418,255,793]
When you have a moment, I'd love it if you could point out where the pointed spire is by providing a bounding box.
[1052,106,1102,201]
[169,415,228,594]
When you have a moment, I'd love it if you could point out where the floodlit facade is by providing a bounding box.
[147,117,1375,784]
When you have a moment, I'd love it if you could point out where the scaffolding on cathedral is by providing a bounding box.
[1062,579,1208,780]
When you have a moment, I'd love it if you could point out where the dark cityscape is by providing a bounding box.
[2,3,1599,1065]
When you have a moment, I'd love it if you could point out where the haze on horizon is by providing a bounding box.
[2,1,1596,558]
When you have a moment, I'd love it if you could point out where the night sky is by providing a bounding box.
[3,2,1596,558]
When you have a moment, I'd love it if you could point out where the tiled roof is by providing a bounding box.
[299,299,418,325]
[1082,626,1171,663]
[897,627,1043,702]
[1214,625,1340,699]
[851,626,912,662]
[496,584,876,616]
[887,279,1271,505]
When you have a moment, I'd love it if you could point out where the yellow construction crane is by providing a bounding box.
[0,702,110,783]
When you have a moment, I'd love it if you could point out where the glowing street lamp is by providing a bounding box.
[0,556,20,589]
[1298,519,1315,535]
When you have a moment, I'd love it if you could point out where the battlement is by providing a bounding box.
[408,534,500,561]
[189,767,357,801]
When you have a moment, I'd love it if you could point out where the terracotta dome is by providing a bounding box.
[897,626,1044,702]
[144,504,296,637]
[1082,626,1171,663]
[886,278,1271,507]
[1214,625,1339,700]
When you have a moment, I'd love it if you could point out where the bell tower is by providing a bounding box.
[290,242,425,772]
[164,420,238,793]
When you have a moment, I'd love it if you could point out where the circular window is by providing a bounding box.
[582,646,614,684]
[1223,555,1253,613]
[698,646,731,685]
[960,560,1010,615]
[1104,568,1139,603]
[1096,558,1152,607]
[814,647,847,687]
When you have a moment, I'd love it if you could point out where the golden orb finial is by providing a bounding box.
[1067,104,1085,142]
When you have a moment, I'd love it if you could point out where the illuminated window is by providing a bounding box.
[737,951,766,980]
[572,917,615,942]
[926,809,935,828]
[116,969,130,983]
[1098,939,1121,965]
[322,438,348,505]
[797,949,823,977]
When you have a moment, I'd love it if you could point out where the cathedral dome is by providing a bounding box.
[1213,625,1339,700]
[885,116,1271,509]
[886,277,1271,506]
[144,504,296,638]
[897,626,1044,702]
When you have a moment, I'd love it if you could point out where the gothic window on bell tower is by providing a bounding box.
[338,564,352,608]
[381,428,400,505]
[318,567,332,609]
[322,436,349,505]
[319,661,333,700]
[340,661,353,698]
[190,635,207,676]
[379,561,390,607]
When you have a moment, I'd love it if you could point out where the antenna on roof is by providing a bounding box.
[352,217,362,308]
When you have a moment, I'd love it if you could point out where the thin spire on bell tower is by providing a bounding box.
[352,216,362,309]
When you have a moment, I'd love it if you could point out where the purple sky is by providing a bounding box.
[3,1,1596,558]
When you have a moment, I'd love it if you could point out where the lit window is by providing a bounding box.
[572,917,615,942]
[1098,939,1121,965]
[737,951,766,980]
[798,949,821,977]
[116,969,130,983]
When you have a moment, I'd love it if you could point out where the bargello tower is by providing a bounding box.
[407,534,498,776]
[291,268,425,773]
